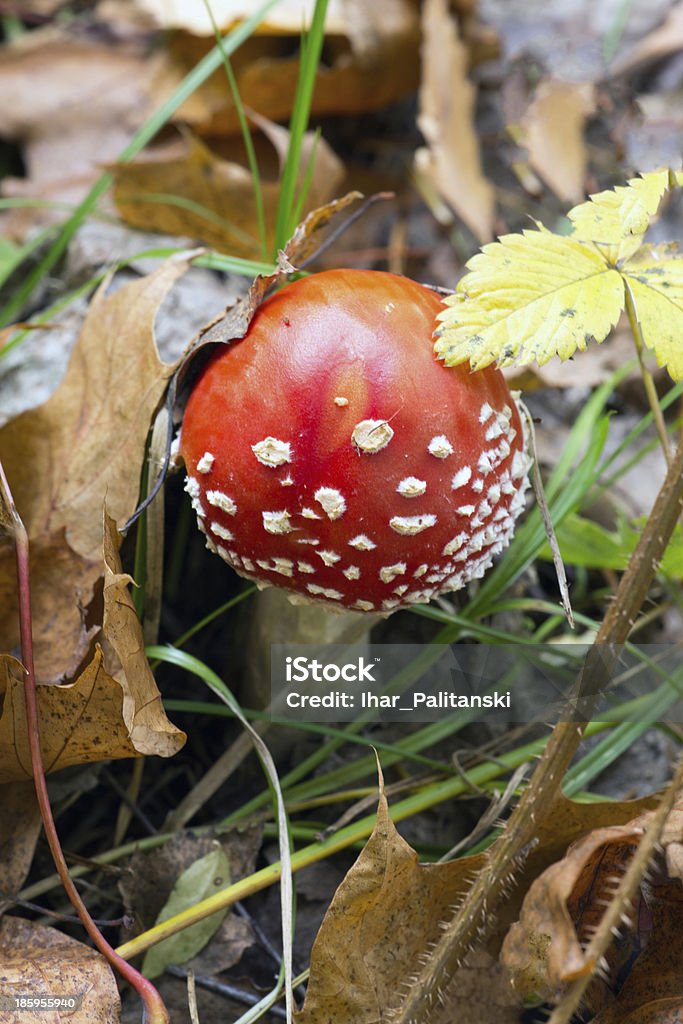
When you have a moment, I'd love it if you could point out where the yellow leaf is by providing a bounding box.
[623,243,683,380]
[567,169,674,263]
[436,229,623,370]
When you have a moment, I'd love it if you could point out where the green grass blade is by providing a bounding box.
[273,0,329,250]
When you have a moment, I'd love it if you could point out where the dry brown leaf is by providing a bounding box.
[100,511,185,758]
[296,783,658,1022]
[592,885,683,1024]
[0,650,133,785]
[0,533,98,685]
[414,0,494,243]
[0,256,189,562]
[152,1,420,136]
[0,916,120,1023]
[0,256,193,689]
[0,27,159,239]
[109,128,343,259]
[0,518,184,784]
[181,191,363,360]
[520,78,595,203]
[296,786,480,1023]
[502,794,683,1012]
[0,781,41,911]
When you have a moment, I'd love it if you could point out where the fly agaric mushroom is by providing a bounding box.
[180,269,531,614]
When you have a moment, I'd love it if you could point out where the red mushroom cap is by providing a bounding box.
[180,269,531,613]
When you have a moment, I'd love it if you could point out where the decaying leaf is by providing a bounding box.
[415,0,494,243]
[436,171,683,379]
[0,782,41,911]
[0,916,120,1023]
[592,884,683,1023]
[0,641,181,786]
[0,26,160,238]
[296,785,479,1023]
[120,826,261,979]
[179,191,363,363]
[520,78,595,203]
[502,795,683,1014]
[142,845,231,979]
[0,257,189,561]
[611,3,683,78]
[0,255,193,687]
[109,127,344,259]
[297,782,657,1022]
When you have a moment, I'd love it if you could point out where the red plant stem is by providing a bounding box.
[3,462,169,1024]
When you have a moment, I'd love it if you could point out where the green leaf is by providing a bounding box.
[540,512,634,570]
[141,845,231,979]
[623,243,683,380]
[435,229,623,370]
[567,169,674,263]
[539,511,683,577]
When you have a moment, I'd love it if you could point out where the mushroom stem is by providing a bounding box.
[246,589,381,709]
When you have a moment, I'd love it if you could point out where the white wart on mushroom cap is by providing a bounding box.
[180,269,531,613]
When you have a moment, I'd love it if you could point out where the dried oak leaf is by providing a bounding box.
[296,786,481,1023]
[0,25,160,240]
[0,916,120,1024]
[0,513,184,784]
[0,255,192,684]
[592,880,683,1024]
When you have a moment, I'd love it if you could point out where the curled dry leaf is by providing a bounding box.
[502,794,683,1013]
[0,916,120,1024]
[415,0,494,243]
[109,126,344,259]
[0,513,184,784]
[179,190,363,367]
[611,4,683,77]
